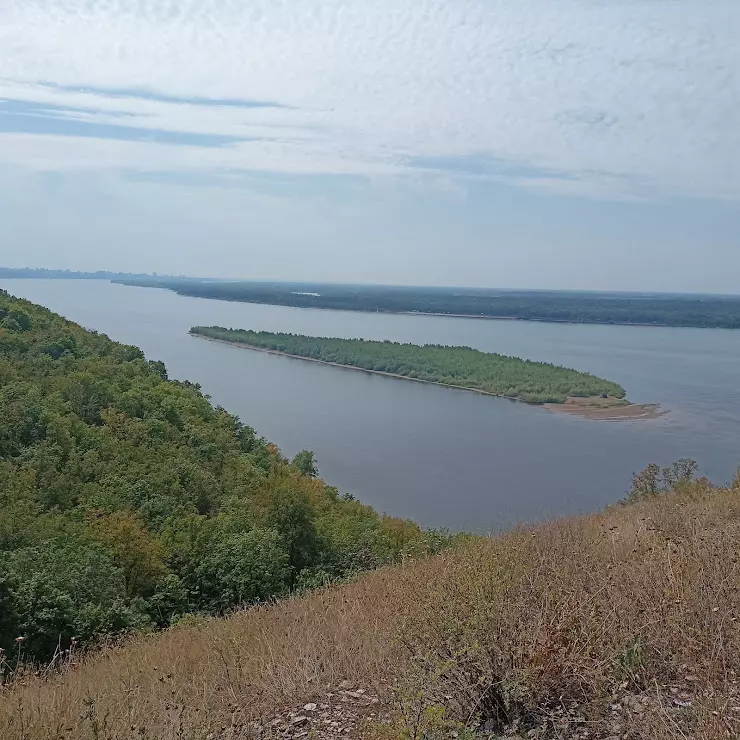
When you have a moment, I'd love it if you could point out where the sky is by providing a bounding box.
[0,0,738,292]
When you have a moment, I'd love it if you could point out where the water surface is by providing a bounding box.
[3,279,738,531]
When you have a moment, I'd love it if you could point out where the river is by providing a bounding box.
[3,278,738,531]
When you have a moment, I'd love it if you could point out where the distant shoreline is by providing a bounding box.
[167,292,736,330]
[397,310,672,328]
[190,332,662,422]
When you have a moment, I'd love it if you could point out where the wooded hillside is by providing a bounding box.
[0,291,444,664]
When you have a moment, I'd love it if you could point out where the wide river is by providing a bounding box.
[3,279,738,531]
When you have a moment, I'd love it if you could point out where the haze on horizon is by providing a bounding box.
[0,1,738,294]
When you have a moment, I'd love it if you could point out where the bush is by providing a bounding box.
[194,529,290,610]
[624,459,700,503]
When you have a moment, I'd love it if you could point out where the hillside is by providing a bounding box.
[2,289,739,740]
[0,290,445,666]
[2,475,740,739]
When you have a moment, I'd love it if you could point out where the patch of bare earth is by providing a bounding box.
[253,683,384,740]
[546,397,664,421]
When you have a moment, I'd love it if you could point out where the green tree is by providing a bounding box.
[625,459,699,504]
[268,487,321,574]
[292,450,318,478]
[194,529,290,610]
[85,511,167,597]
[0,574,19,654]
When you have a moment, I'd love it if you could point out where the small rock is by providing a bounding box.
[290,716,309,726]
[341,691,366,700]
[303,703,317,712]
[338,680,353,690]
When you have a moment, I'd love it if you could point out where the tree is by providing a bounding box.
[662,458,699,489]
[8,574,75,660]
[1,541,148,660]
[268,487,321,574]
[86,511,167,597]
[624,459,699,504]
[194,529,289,610]
[625,463,662,503]
[292,450,318,478]
[147,574,189,627]
[0,575,19,654]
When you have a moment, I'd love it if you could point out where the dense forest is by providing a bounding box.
[191,327,626,404]
[0,291,447,665]
[121,279,740,329]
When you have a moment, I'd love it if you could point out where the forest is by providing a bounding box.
[121,278,740,329]
[191,327,626,404]
[0,291,448,666]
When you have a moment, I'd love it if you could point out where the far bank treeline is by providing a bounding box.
[191,327,626,404]
[0,291,453,665]
[120,278,740,329]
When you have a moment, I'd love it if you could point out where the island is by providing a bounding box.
[190,326,661,419]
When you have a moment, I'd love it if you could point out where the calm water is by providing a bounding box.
[3,279,739,531]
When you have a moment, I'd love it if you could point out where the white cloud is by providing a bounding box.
[0,0,738,200]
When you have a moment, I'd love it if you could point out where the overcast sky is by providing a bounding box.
[0,0,738,292]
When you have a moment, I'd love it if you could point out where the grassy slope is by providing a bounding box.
[191,327,627,405]
[3,480,740,740]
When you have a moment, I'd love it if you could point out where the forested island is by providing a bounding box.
[190,326,632,409]
[121,278,740,329]
[0,290,448,665]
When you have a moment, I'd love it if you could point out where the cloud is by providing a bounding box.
[0,0,738,200]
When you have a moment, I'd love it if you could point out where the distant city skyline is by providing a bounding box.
[1,1,738,293]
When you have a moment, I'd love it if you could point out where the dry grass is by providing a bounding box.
[3,483,740,739]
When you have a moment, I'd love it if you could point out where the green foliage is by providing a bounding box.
[615,635,645,687]
[191,327,625,404]
[267,486,321,575]
[1,541,148,659]
[193,529,290,610]
[0,290,441,664]
[624,458,700,503]
[118,279,740,329]
[0,574,19,653]
[292,449,318,478]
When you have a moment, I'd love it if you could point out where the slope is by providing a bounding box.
[2,475,740,739]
